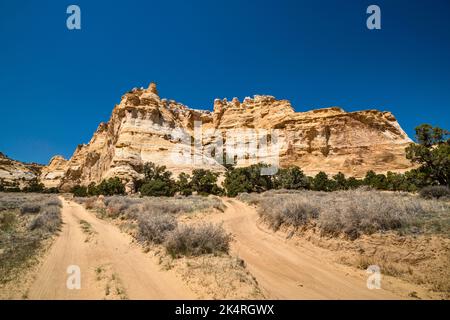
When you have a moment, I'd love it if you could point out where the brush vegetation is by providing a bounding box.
[0,193,62,284]
[239,189,450,240]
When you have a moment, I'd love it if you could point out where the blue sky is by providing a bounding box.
[0,0,449,164]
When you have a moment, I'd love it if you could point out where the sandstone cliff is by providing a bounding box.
[55,83,413,191]
[207,96,413,176]
[0,152,43,189]
[39,155,68,189]
[1,83,415,192]
[58,83,224,192]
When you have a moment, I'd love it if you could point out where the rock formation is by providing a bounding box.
[1,83,415,192]
[40,156,68,189]
[0,152,43,189]
[58,83,224,192]
[206,96,413,177]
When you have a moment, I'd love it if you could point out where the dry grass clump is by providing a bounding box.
[236,193,261,205]
[0,193,43,211]
[28,205,62,233]
[76,195,225,220]
[165,223,231,257]
[20,203,41,214]
[258,197,319,231]
[419,186,450,200]
[137,213,178,244]
[247,189,449,239]
[318,191,424,239]
[103,196,140,218]
[75,194,228,257]
[135,195,225,215]
[42,197,62,207]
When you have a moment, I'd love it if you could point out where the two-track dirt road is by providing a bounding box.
[28,197,194,299]
[211,199,403,299]
[28,197,414,299]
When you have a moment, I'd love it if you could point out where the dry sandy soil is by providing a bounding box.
[26,197,194,299]
[206,199,441,299]
[3,196,444,299]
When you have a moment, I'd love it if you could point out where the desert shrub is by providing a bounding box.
[72,179,125,197]
[419,186,450,199]
[136,162,177,196]
[318,191,422,239]
[0,193,63,284]
[84,197,101,210]
[87,182,98,196]
[191,169,222,195]
[164,223,231,257]
[252,189,444,239]
[140,179,176,197]
[224,164,273,197]
[273,167,309,190]
[139,196,224,215]
[1,194,44,210]
[363,171,389,190]
[137,213,178,244]
[177,172,193,196]
[82,194,224,221]
[20,202,41,214]
[96,177,125,196]
[406,124,449,186]
[124,203,142,220]
[332,172,348,190]
[71,185,88,197]
[312,172,336,191]
[103,196,140,218]
[236,192,262,205]
[43,197,62,207]
[44,187,59,194]
[258,197,319,231]
[346,177,363,189]
[103,195,129,208]
[22,179,45,193]
[28,205,62,233]
[73,197,87,204]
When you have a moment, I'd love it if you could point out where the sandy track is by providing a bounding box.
[28,197,194,299]
[212,199,404,299]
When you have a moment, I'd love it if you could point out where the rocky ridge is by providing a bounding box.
[0,152,43,189]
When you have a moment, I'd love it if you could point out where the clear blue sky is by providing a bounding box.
[1,0,449,164]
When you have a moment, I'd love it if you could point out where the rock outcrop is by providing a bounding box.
[2,82,415,192]
[40,156,68,189]
[58,83,224,192]
[206,96,413,177]
[0,152,43,189]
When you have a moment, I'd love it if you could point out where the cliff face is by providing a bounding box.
[58,83,224,192]
[2,82,414,192]
[0,152,43,189]
[39,156,68,189]
[207,96,413,177]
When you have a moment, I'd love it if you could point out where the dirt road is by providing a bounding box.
[213,199,404,299]
[28,197,194,299]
